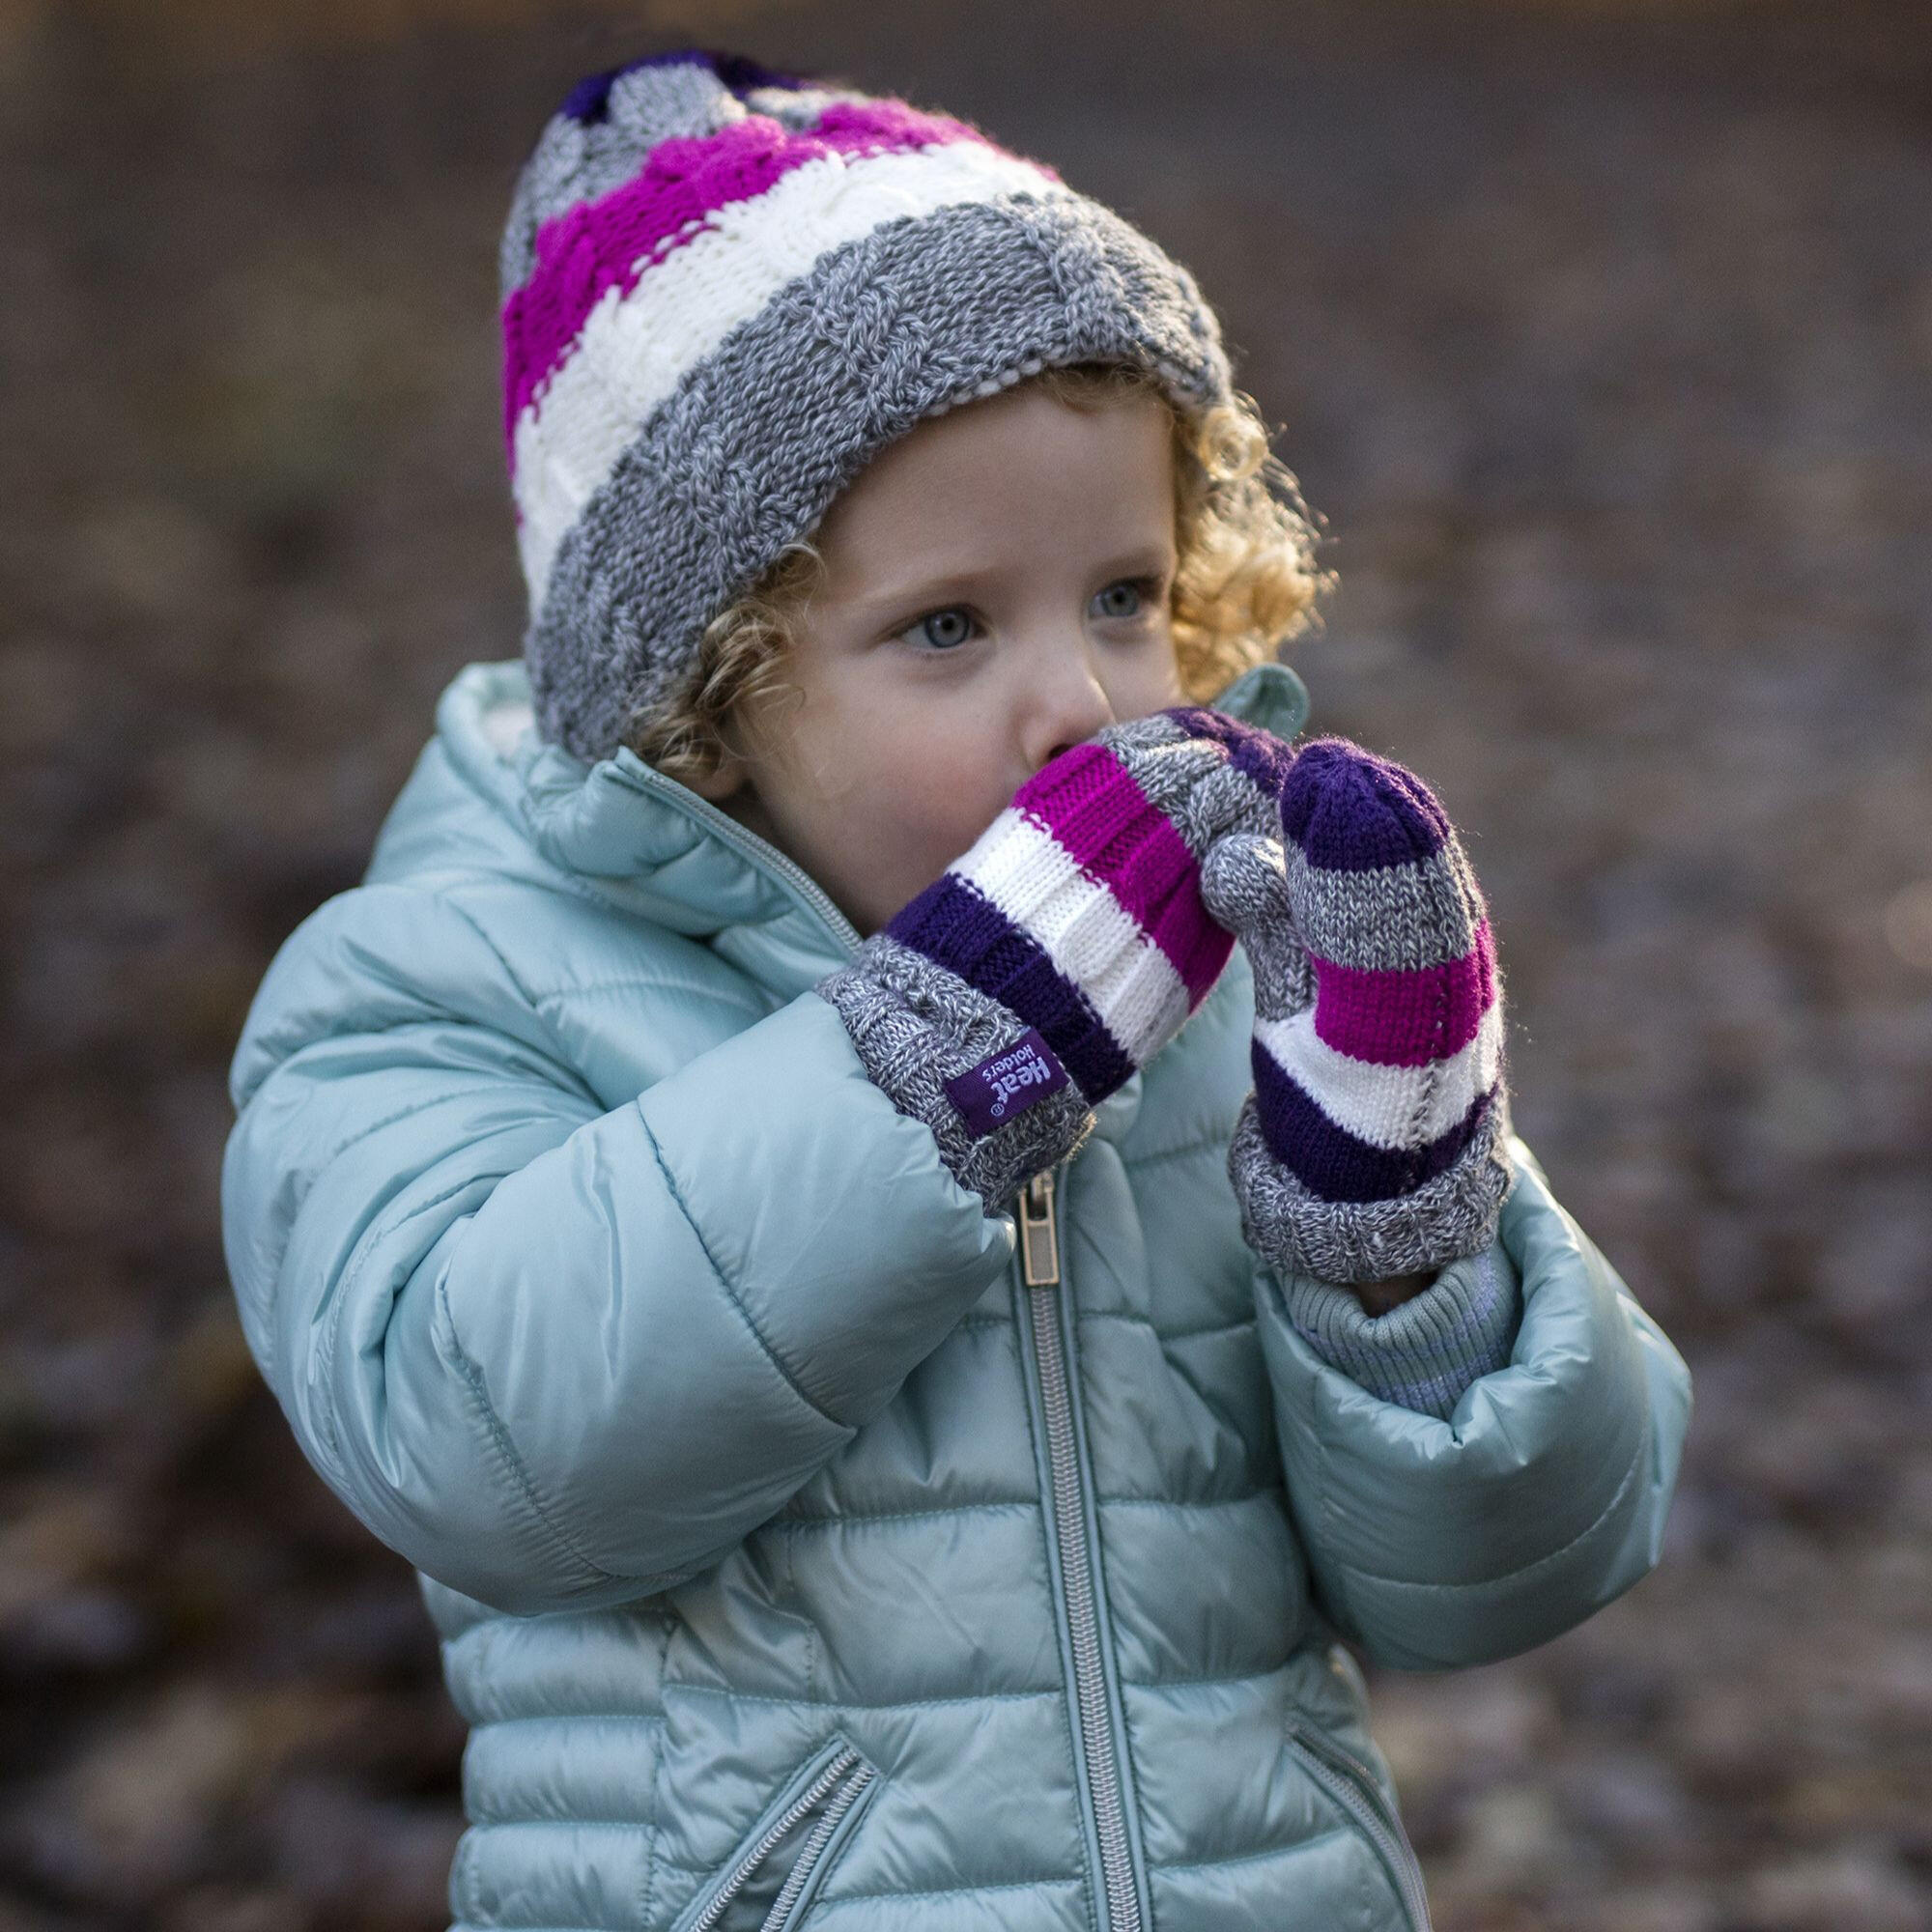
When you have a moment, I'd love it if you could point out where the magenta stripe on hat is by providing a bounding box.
[1312,922,1496,1067]
[501,100,997,442]
[1012,743,1229,1000]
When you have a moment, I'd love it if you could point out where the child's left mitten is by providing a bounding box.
[1202,737,1520,1413]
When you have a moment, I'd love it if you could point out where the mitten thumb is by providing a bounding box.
[1201,833,1311,1022]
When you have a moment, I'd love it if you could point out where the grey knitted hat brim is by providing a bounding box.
[526,189,1233,764]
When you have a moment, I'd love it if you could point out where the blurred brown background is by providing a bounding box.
[2,0,1929,1927]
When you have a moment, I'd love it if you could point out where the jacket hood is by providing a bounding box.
[372,652,1312,1049]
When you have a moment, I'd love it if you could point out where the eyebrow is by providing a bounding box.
[847,546,1178,617]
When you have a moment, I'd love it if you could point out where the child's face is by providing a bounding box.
[692,382,1185,937]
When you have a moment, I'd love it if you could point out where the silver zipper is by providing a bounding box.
[688,1747,870,1932]
[759,1756,872,1930]
[619,759,863,959]
[1018,1167,1144,1932]
[1285,1719,1433,1932]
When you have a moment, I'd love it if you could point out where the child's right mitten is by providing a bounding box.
[816,709,1292,1212]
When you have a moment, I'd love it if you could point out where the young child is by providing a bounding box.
[220,50,1692,1932]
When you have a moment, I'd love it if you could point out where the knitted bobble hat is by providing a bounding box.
[498,47,1237,764]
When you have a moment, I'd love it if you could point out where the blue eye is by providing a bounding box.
[907,608,977,650]
[1093,578,1162,622]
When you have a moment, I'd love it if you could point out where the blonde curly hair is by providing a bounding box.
[624,361,1333,786]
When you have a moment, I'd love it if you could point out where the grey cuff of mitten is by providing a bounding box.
[815,934,1094,1213]
[1228,1092,1518,1285]
[1283,1240,1522,1420]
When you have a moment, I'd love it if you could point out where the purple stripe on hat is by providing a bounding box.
[558,61,644,127]
[1253,1044,1496,1205]
[1310,922,1495,1068]
[502,100,995,444]
[558,50,803,127]
[1162,705,1298,802]
[1281,737,1451,873]
[706,50,818,99]
[886,872,1135,1103]
[1306,923,1499,1074]
[1011,742,1230,1000]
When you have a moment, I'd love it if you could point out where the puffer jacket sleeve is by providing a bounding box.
[220,884,1014,1617]
[1253,1136,1692,1669]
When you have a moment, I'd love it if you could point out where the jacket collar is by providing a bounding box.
[434,656,1312,1131]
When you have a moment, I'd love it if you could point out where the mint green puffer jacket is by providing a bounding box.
[220,656,1691,1932]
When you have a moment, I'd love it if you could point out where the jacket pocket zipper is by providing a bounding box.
[675,1738,877,1932]
[1284,1719,1433,1932]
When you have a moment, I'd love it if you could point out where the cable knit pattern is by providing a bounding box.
[817,711,1284,1209]
[1203,736,1516,1284]
[501,100,1013,447]
[497,50,1236,762]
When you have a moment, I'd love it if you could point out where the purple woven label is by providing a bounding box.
[944,1029,1070,1136]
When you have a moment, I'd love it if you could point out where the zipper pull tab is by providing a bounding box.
[1018,1169,1061,1287]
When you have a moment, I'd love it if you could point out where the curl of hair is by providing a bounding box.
[623,361,1333,787]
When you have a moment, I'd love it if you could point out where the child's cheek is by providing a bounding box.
[879,739,1011,860]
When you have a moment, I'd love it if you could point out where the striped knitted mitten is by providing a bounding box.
[1201,736,1517,1287]
[817,708,1293,1211]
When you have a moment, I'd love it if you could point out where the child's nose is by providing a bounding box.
[1022,639,1115,772]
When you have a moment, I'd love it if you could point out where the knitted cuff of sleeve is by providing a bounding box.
[816,933,1095,1213]
[1282,1238,1522,1420]
[1227,1087,1517,1286]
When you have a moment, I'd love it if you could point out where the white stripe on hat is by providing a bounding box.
[512,140,1066,609]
